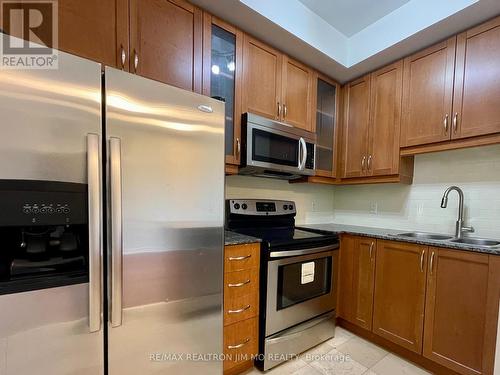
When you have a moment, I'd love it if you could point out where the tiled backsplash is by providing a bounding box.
[225,145,500,238]
[225,175,335,224]
[333,145,500,239]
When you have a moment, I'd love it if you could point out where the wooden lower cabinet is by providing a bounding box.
[423,248,499,375]
[224,317,259,374]
[372,240,428,353]
[338,235,376,330]
[224,243,260,374]
[338,236,500,375]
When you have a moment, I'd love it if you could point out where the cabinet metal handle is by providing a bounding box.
[420,249,425,273]
[443,114,449,133]
[430,251,435,275]
[283,104,288,120]
[277,102,282,119]
[227,338,250,349]
[87,134,102,333]
[369,241,374,260]
[120,45,126,69]
[453,113,458,133]
[228,255,251,261]
[110,137,123,328]
[228,304,251,314]
[133,49,139,73]
[367,155,372,171]
[236,138,241,157]
[228,279,251,288]
[361,156,366,172]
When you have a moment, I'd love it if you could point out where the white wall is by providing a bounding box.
[225,175,335,224]
[332,145,500,239]
[226,145,500,238]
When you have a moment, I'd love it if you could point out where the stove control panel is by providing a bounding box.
[228,199,296,216]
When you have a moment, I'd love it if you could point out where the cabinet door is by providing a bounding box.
[313,74,340,178]
[373,240,428,353]
[351,237,376,330]
[401,38,456,147]
[368,61,403,176]
[423,248,493,375]
[337,235,355,321]
[3,0,128,68]
[453,17,500,139]
[342,75,370,178]
[338,235,376,330]
[281,56,313,130]
[241,35,282,121]
[130,0,202,92]
[202,15,243,165]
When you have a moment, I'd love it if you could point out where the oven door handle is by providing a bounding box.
[269,243,339,258]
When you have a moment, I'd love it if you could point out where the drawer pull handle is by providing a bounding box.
[228,255,251,261]
[227,338,250,349]
[228,280,251,288]
[228,305,251,314]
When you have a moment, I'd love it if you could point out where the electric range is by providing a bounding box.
[226,199,339,371]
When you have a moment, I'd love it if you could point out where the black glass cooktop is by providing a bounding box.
[232,226,338,250]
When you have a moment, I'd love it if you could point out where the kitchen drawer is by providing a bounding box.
[224,317,258,372]
[224,243,260,272]
[224,290,259,326]
[224,268,259,300]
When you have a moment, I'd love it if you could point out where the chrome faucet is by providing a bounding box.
[440,186,474,239]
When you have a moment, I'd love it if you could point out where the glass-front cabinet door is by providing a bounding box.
[314,74,339,177]
[203,15,243,166]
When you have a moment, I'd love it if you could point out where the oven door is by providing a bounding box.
[265,247,338,336]
[244,120,315,177]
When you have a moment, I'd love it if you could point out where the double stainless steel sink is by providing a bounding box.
[392,232,500,248]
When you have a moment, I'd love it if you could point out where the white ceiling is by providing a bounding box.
[298,0,410,37]
[191,0,500,82]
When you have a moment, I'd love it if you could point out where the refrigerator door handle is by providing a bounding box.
[110,137,123,328]
[87,133,102,333]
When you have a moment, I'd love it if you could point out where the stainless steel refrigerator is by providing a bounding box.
[0,47,224,375]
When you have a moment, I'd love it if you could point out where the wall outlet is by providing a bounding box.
[369,202,378,215]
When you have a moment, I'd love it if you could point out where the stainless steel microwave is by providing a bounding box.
[240,113,316,179]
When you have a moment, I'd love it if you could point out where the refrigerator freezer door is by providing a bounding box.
[0,47,103,374]
[105,67,224,375]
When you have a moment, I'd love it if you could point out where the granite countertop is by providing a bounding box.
[299,223,500,256]
[224,230,261,246]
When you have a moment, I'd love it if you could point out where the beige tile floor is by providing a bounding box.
[244,327,432,375]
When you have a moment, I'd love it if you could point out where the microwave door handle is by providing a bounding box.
[299,137,307,170]
[87,134,102,333]
[110,137,123,328]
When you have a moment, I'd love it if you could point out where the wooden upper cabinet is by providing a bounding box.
[202,15,243,165]
[342,75,371,178]
[453,16,500,139]
[368,61,403,176]
[241,35,282,120]
[401,37,456,147]
[281,56,314,131]
[423,248,498,375]
[130,0,202,92]
[313,74,340,178]
[3,0,128,68]
[373,240,428,354]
